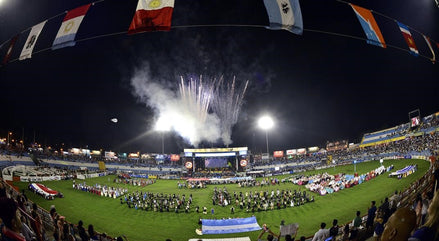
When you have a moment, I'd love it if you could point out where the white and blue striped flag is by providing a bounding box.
[263,0,303,35]
[201,217,262,234]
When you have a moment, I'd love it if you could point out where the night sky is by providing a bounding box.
[0,0,438,154]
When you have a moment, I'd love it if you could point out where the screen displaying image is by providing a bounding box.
[205,158,227,168]
[411,116,420,127]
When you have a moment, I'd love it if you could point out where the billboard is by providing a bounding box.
[128,153,139,159]
[70,148,80,155]
[141,154,150,159]
[297,148,306,155]
[184,147,247,153]
[155,154,165,161]
[273,151,284,158]
[104,151,116,160]
[81,149,90,156]
[307,146,319,153]
[262,153,270,160]
[286,149,297,155]
[326,140,348,151]
[170,154,180,161]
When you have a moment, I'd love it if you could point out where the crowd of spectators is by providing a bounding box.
[0,177,132,241]
[301,159,439,241]
[250,131,439,176]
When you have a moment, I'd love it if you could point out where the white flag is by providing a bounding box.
[19,21,47,60]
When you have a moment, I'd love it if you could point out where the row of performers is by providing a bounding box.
[73,182,127,198]
[121,191,194,212]
[113,177,156,187]
[213,188,314,210]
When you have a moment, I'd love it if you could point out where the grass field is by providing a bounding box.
[14,159,429,241]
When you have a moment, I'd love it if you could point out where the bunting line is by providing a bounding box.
[0,0,107,49]
[3,25,436,66]
[1,0,438,66]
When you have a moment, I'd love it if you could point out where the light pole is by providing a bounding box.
[7,132,12,145]
[258,115,274,159]
[155,116,171,154]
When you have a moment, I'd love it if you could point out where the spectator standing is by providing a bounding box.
[88,224,98,240]
[373,209,384,241]
[312,222,329,241]
[329,219,339,239]
[352,211,361,229]
[30,203,43,241]
[20,215,36,241]
[380,197,390,223]
[366,201,377,230]
[420,193,430,226]
[77,220,88,241]
[350,211,361,240]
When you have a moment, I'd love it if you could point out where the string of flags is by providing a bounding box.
[1,0,438,66]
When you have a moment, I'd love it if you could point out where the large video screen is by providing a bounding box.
[411,116,420,127]
[205,158,228,168]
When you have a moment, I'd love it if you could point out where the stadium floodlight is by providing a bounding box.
[258,115,274,157]
[155,117,172,154]
[7,132,12,145]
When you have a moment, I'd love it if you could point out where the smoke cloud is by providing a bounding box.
[130,63,222,147]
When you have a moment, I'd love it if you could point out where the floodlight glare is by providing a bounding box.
[155,116,172,132]
[258,115,274,157]
[258,116,274,130]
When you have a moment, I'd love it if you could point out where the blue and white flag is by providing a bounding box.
[263,0,303,35]
[201,217,261,234]
[350,4,386,48]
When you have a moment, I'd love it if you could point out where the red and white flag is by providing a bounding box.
[128,0,175,34]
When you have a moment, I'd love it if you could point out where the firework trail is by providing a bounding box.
[211,76,249,146]
[131,64,248,147]
[178,76,214,124]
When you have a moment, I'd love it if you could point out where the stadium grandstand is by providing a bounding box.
[1,111,439,241]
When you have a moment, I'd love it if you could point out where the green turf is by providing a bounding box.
[15,159,429,241]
